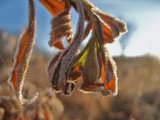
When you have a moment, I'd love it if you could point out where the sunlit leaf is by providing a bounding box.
[8,0,36,104]
[73,49,88,67]
[39,0,65,16]
[101,47,118,95]
[52,41,65,50]
[92,8,127,43]
[92,15,118,95]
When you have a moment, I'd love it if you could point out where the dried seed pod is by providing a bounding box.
[49,10,73,49]
[8,0,36,104]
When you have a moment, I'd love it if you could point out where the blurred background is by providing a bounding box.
[0,0,160,120]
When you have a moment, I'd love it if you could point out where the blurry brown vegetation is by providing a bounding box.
[0,30,160,119]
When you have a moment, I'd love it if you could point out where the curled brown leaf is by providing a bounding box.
[93,16,118,95]
[47,0,85,95]
[49,10,73,49]
[8,0,36,103]
[92,8,127,43]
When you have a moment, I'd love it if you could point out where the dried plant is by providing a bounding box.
[49,9,73,49]
[8,0,36,104]
[8,0,127,104]
[45,0,127,95]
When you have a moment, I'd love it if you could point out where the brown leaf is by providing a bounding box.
[47,0,85,95]
[47,52,61,92]
[39,0,65,16]
[69,66,81,81]
[78,16,118,95]
[79,41,118,95]
[101,48,118,96]
[92,8,127,43]
[52,41,65,50]
[49,9,73,49]
[8,0,36,103]
[93,16,118,95]
[69,0,90,21]
[83,21,92,40]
